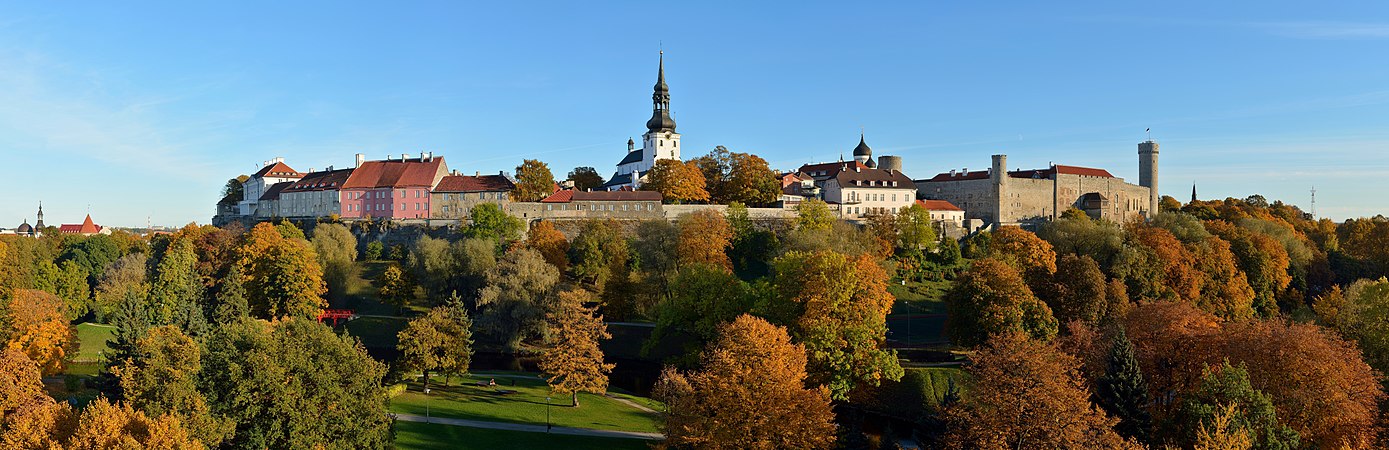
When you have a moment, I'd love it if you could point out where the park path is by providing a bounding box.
[604,394,657,414]
[393,413,663,440]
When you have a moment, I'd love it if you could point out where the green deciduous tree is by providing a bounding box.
[236,222,326,320]
[113,325,234,447]
[795,199,834,232]
[476,248,559,351]
[1179,361,1300,450]
[310,223,357,306]
[945,258,1058,347]
[567,166,605,191]
[376,264,414,315]
[201,318,390,450]
[767,250,902,400]
[397,302,474,392]
[467,203,524,242]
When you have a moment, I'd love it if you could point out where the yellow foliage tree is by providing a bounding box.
[512,159,557,202]
[655,314,836,450]
[540,290,613,407]
[237,222,327,319]
[1,289,75,376]
[642,159,710,204]
[795,199,835,231]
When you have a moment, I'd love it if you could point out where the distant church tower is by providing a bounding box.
[852,133,876,168]
[643,51,680,162]
[605,51,683,190]
[1138,140,1159,217]
[35,202,45,229]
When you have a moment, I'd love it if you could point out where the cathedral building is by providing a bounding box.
[603,52,682,190]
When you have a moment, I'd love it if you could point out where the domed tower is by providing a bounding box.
[853,133,875,168]
[642,51,681,163]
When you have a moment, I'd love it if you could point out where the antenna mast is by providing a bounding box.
[1310,186,1317,218]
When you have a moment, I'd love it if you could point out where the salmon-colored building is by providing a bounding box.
[339,154,448,220]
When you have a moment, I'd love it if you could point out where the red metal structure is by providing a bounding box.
[317,309,356,326]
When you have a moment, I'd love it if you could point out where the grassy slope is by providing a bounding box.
[73,323,116,363]
[886,280,953,345]
[389,374,661,433]
[393,421,652,450]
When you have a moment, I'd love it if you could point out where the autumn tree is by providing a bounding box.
[310,223,357,306]
[1094,326,1153,444]
[0,289,76,375]
[567,166,605,191]
[723,152,780,206]
[1126,224,1203,304]
[476,248,560,351]
[1178,361,1300,450]
[64,398,203,449]
[397,302,474,392]
[989,226,1058,289]
[944,258,1058,347]
[690,146,733,201]
[944,332,1139,450]
[236,222,327,319]
[768,250,902,400]
[526,220,569,270]
[1037,214,1127,270]
[376,264,414,315]
[795,199,835,231]
[512,158,556,202]
[642,159,709,204]
[113,325,233,446]
[655,315,836,450]
[201,318,391,449]
[677,209,734,272]
[1319,278,1389,383]
[540,290,613,407]
[726,202,778,279]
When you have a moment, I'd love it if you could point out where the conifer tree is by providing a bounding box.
[213,265,248,322]
[1095,326,1153,444]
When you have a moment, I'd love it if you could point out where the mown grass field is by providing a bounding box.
[389,374,662,433]
[886,280,953,345]
[393,421,653,450]
[73,322,116,363]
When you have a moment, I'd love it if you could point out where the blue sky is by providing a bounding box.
[1,2,1387,227]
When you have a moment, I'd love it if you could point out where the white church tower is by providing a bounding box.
[605,51,682,190]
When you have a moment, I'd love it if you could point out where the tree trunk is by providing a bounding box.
[572,392,579,407]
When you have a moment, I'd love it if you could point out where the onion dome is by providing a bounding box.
[852,134,872,158]
[646,51,676,132]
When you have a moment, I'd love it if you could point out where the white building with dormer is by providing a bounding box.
[603,52,682,190]
[238,157,304,216]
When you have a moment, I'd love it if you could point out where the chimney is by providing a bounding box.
[326,165,334,171]
[420,151,426,161]
[950,169,956,177]
[355,153,365,168]
[401,153,408,161]
[309,167,315,173]
[475,171,480,177]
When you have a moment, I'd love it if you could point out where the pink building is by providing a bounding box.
[340,154,448,220]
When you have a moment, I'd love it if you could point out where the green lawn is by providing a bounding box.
[393,421,653,450]
[887,280,951,315]
[73,323,116,364]
[389,374,661,433]
[886,280,952,345]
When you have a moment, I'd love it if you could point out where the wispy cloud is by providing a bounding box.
[1257,21,1389,39]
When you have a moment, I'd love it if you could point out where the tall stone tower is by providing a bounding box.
[1138,140,1159,217]
[642,51,680,163]
[991,154,1007,225]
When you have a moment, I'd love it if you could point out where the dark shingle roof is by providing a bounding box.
[617,150,644,166]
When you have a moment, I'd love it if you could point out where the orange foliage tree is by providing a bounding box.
[990,226,1058,287]
[525,220,569,270]
[655,314,836,450]
[0,289,75,376]
[1127,224,1203,304]
[540,290,614,407]
[236,222,327,319]
[944,332,1139,449]
[677,209,734,272]
[642,159,710,204]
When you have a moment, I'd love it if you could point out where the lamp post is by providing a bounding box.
[423,387,431,419]
[545,396,552,432]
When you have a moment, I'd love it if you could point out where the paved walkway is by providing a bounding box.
[604,394,658,414]
[393,413,663,440]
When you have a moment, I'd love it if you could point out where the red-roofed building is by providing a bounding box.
[915,199,966,226]
[516,189,662,219]
[59,214,108,236]
[340,153,449,220]
[431,172,517,220]
[276,167,355,218]
[914,148,1156,226]
[238,157,304,217]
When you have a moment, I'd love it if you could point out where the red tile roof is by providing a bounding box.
[253,161,304,179]
[283,169,354,193]
[435,174,516,193]
[542,189,663,203]
[916,199,963,211]
[342,157,446,189]
[59,215,102,234]
[921,164,1116,182]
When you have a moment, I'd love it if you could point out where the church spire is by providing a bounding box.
[35,202,44,229]
[646,51,676,132]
